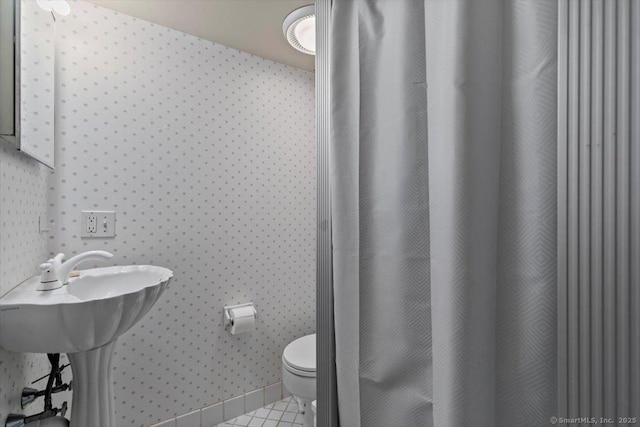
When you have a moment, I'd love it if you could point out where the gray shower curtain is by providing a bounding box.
[330,1,558,426]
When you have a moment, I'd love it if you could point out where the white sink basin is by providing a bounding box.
[0,264,173,427]
[0,265,172,353]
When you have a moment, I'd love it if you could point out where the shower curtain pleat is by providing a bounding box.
[331,1,432,426]
[425,1,503,425]
[494,2,559,425]
[567,1,581,419]
[615,0,631,418]
[589,0,605,420]
[425,1,558,425]
[330,2,363,425]
[558,0,640,423]
[630,0,640,417]
[578,1,593,420]
[603,0,618,420]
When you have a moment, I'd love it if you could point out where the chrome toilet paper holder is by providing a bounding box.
[223,302,257,327]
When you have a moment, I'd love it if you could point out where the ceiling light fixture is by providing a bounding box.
[283,5,315,56]
[36,0,70,16]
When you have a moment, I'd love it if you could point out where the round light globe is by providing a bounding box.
[283,5,315,55]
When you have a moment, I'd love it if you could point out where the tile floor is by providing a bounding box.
[217,396,305,427]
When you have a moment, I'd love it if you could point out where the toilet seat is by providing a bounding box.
[283,334,316,378]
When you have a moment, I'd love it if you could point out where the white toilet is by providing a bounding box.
[282,334,316,427]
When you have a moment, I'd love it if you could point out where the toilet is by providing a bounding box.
[282,334,316,427]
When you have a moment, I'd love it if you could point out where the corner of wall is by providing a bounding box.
[0,143,71,423]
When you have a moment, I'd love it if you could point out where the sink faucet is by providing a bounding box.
[50,251,114,285]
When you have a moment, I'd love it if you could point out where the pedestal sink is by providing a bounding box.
[0,265,173,427]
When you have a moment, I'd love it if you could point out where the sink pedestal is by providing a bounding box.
[0,265,173,426]
[67,340,117,427]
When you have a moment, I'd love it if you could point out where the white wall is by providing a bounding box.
[47,2,316,426]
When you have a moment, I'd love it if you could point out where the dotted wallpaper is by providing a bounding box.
[0,144,47,297]
[48,2,316,426]
[0,143,72,423]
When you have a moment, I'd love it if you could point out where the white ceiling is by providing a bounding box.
[85,0,316,71]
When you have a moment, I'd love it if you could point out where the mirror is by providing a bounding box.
[0,0,55,169]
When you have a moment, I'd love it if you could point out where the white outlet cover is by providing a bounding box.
[81,211,116,238]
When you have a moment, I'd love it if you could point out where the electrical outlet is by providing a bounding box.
[81,211,116,238]
[87,215,97,233]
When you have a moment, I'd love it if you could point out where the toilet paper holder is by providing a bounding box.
[224,302,257,327]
